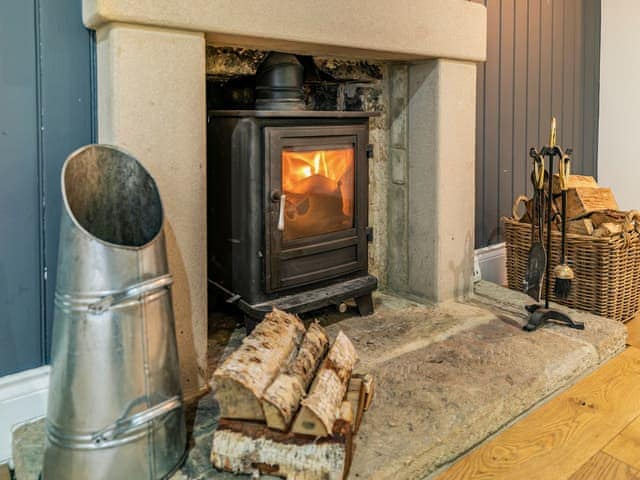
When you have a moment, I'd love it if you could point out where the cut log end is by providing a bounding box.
[568,218,594,236]
[291,404,330,437]
[551,174,597,195]
[215,379,265,421]
[559,187,619,220]
[339,400,353,425]
[262,374,305,431]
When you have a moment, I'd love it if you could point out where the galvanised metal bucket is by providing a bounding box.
[42,144,186,480]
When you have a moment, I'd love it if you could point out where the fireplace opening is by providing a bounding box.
[206,51,379,330]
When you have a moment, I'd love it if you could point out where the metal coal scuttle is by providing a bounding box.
[42,145,186,480]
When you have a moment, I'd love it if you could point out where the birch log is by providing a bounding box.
[292,331,357,437]
[213,308,305,420]
[262,322,330,431]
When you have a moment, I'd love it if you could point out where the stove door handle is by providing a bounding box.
[277,193,286,231]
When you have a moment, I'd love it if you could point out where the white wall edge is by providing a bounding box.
[475,242,507,286]
[0,365,50,465]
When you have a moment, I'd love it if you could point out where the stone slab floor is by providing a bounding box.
[12,281,626,479]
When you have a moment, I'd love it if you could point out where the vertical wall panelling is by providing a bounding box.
[498,0,515,239]
[512,0,528,205]
[0,0,95,376]
[562,1,576,167]
[583,0,600,180]
[573,0,584,175]
[482,0,501,246]
[551,0,564,142]
[0,1,43,376]
[475,0,600,248]
[525,0,541,200]
[475,46,486,249]
[538,0,553,165]
[37,0,96,361]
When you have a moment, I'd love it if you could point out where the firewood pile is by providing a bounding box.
[513,174,640,238]
[210,308,374,480]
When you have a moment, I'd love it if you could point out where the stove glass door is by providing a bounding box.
[281,147,354,241]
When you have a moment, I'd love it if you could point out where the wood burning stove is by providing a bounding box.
[207,53,377,327]
[208,111,377,324]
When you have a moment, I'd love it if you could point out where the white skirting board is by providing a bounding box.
[474,242,507,286]
[0,365,50,465]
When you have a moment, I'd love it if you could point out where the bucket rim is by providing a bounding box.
[61,143,166,251]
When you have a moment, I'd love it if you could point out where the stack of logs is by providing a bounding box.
[210,308,373,479]
[514,175,640,238]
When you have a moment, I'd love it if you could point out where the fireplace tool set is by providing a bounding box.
[522,118,584,332]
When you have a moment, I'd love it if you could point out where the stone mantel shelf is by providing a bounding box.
[208,110,381,118]
[82,0,486,62]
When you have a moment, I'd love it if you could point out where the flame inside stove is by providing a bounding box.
[282,147,354,241]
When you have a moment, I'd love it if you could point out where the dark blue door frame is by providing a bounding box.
[0,0,96,376]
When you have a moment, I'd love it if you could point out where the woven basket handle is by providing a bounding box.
[625,211,640,234]
[512,195,529,221]
[625,210,640,226]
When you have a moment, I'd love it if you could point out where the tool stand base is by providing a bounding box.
[524,304,585,331]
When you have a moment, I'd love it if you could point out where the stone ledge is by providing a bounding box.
[83,0,486,62]
[472,280,628,362]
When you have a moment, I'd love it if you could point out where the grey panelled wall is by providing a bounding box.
[0,0,96,376]
[1,0,41,375]
[474,0,601,248]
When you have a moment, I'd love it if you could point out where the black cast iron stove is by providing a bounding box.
[207,53,377,328]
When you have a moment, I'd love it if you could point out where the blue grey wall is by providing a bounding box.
[0,0,96,376]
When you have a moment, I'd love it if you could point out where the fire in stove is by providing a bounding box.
[282,148,354,241]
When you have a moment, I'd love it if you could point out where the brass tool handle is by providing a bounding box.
[529,148,545,190]
[549,116,557,147]
[559,153,571,191]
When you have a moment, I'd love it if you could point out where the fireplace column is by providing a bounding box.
[391,59,477,302]
[95,23,207,398]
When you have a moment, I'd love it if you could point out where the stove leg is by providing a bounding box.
[243,315,260,335]
[355,293,374,316]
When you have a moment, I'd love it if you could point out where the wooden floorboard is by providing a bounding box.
[626,315,640,349]
[0,464,10,480]
[437,348,640,480]
[568,452,640,480]
[603,414,640,471]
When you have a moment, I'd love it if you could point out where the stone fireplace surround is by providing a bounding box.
[82,0,487,398]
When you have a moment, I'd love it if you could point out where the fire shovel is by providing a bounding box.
[523,148,547,302]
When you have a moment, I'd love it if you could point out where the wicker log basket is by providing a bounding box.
[503,208,640,323]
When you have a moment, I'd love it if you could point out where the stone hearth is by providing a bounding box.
[13,282,626,480]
